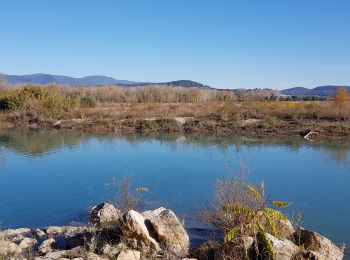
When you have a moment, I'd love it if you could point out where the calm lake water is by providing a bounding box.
[0,129,349,246]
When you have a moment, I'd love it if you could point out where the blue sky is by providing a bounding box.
[1,0,350,89]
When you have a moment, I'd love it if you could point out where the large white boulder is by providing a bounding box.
[142,207,190,257]
[120,210,160,253]
[266,233,299,260]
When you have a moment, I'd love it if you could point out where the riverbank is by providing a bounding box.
[0,203,345,260]
[1,85,349,140]
[1,110,350,140]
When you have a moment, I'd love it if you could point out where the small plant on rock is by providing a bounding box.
[202,165,292,260]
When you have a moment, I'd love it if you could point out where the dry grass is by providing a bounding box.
[111,177,140,213]
[201,164,266,234]
[35,84,236,104]
[1,84,349,121]
[0,84,349,138]
[243,101,350,121]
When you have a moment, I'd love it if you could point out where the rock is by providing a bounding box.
[294,228,344,260]
[45,226,64,237]
[256,211,295,238]
[100,243,124,257]
[0,228,31,242]
[39,238,56,255]
[19,237,38,250]
[35,228,47,239]
[63,228,93,249]
[0,240,22,257]
[275,218,295,238]
[6,234,24,242]
[64,232,86,249]
[266,233,299,260]
[241,236,254,249]
[41,250,66,259]
[0,227,31,237]
[45,225,90,237]
[120,210,160,253]
[88,203,122,228]
[142,207,190,257]
[38,247,87,259]
[53,120,62,128]
[117,250,141,260]
[85,252,109,260]
[214,237,254,260]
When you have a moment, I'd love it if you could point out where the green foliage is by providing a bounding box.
[248,184,262,200]
[135,187,149,192]
[257,224,276,260]
[224,225,240,243]
[263,207,288,221]
[263,211,278,237]
[220,179,290,259]
[222,204,255,218]
[224,223,253,243]
[0,85,79,112]
[272,200,290,208]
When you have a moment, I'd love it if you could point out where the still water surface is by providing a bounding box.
[0,130,349,246]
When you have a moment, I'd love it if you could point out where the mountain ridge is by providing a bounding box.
[2,73,209,89]
[3,74,349,96]
[281,85,350,96]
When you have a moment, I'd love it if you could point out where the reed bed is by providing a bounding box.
[0,84,349,137]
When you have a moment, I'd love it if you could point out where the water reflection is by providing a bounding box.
[0,130,349,164]
[0,129,349,246]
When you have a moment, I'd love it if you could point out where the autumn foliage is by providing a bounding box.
[334,87,350,107]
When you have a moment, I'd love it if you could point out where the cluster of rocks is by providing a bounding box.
[192,216,345,260]
[0,202,345,259]
[238,227,345,260]
[0,203,192,259]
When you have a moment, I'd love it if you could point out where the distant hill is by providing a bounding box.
[4,73,139,86]
[281,86,350,96]
[140,80,211,89]
[281,87,310,96]
[3,73,209,88]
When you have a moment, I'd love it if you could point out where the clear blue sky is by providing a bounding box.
[1,0,350,89]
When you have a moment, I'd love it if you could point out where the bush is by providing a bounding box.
[0,88,32,110]
[80,97,97,108]
[0,85,79,112]
[334,87,350,107]
[201,166,292,259]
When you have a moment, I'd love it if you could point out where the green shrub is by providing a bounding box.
[202,168,292,260]
[0,85,79,112]
[80,97,97,108]
[0,89,30,110]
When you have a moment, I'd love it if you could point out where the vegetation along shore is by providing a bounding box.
[0,175,345,259]
[0,81,349,140]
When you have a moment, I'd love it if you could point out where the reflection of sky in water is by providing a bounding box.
[0,130,349,246]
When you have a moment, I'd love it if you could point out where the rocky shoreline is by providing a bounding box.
[0,203,345,260]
